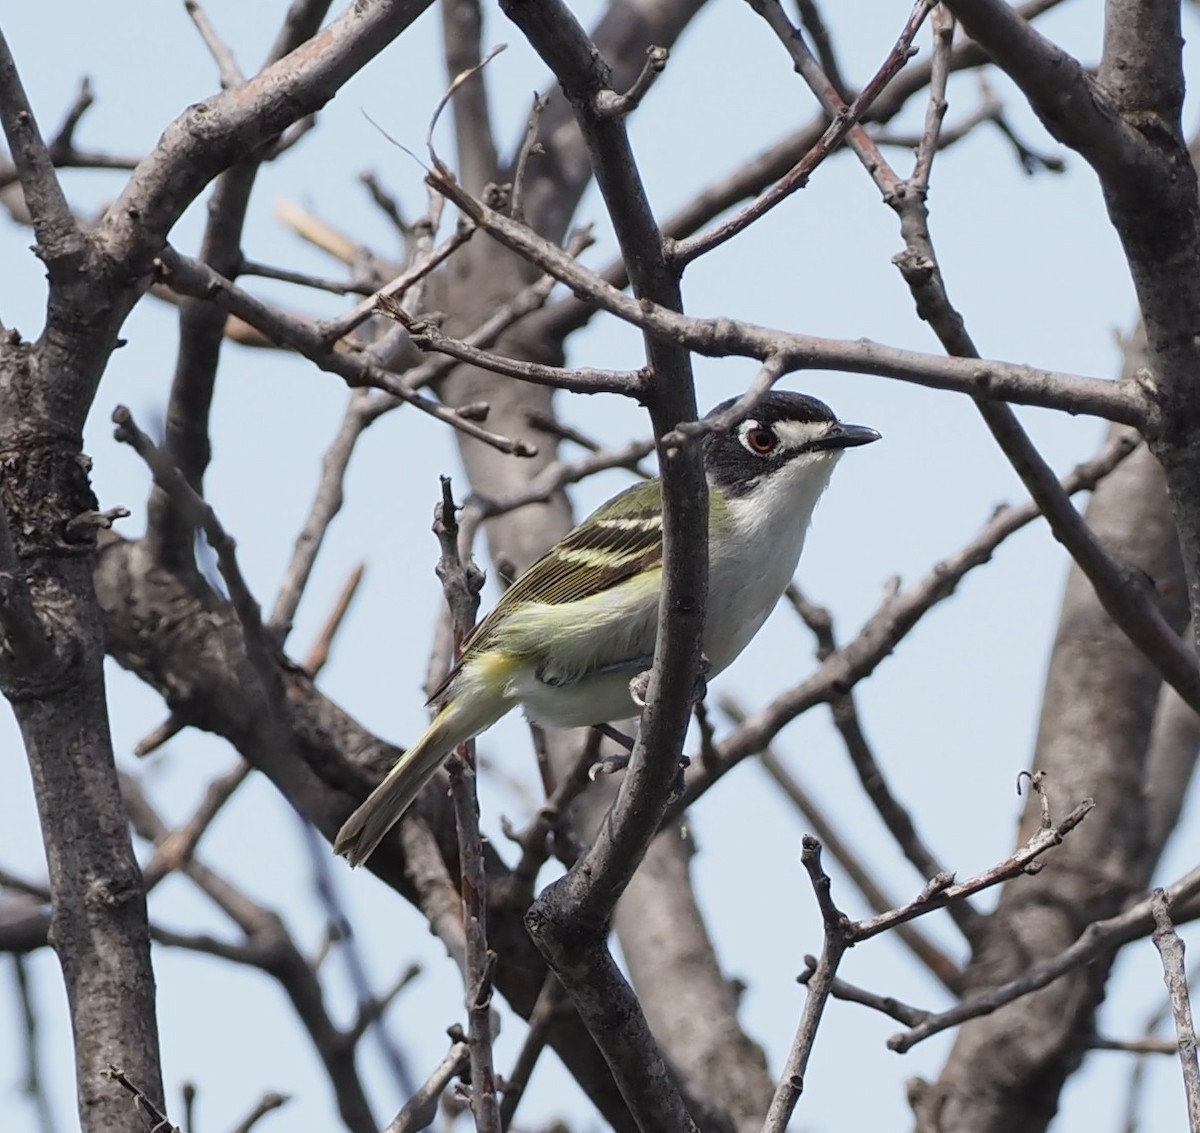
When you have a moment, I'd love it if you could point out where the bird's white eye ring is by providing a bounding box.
[744,426,777,454]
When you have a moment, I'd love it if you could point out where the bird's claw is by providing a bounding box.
[589,752,632,780]
[629,668,652,708]
[629,654,709,710]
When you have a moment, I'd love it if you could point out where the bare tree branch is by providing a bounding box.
[1151,890,1200,1132]
[423,177,1150,426]
[156,247,537,457]
[765,788,1091,1130]
[384,1039,469,1133]
[895,866,1200,1053]
[0,30,86,273]
[728,695,963,993]
[497,4,709,1130]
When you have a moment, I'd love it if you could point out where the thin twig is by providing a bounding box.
[318,218,472,344]
[511,93,549,223]
[269,392,374,635]
[797,955,930,1027]
[237,258,367,295]
[723,695,962,993]
[1093,1035,1180,1056]
[228,1091,290,1133]
[890,865,1200,1052]
[0,28,85,270]
[383,1040,470,1133]
[360,171,409,234]
[465,436,656,521]
[669,0,934,265]
[112,406,271,648]
[105,1065,179,1133]
[345,962,423,1047]
[761,838,850,1132]
[156,247,537,458]
[141,761,252,889]
[378,301,641,395]
[10,954,58,1133]
[432,478,499,1132]
[783,589,984,945]
[183,0,245,88]
[796,0,847,96]
[133,714,185,758]
[1121,951,1200,1132]
[303,563,366,676]
[595,45,669,118]
[1151,890,1200,1131]
[765,790,1091,1130]
[399,818,469,973]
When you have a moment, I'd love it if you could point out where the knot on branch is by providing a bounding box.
[0,441,102,558]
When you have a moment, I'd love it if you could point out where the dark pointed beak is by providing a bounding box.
[819,422,881,451]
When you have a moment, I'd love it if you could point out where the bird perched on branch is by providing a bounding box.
[335,391,879,865]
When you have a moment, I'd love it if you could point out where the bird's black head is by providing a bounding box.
[701,391,880,498]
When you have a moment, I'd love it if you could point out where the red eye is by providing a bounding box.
[745,426,777,454]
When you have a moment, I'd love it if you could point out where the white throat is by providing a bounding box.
[704,453,840,674]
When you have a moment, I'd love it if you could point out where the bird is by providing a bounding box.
[334,391,879,865]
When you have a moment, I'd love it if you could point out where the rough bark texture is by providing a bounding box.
[0,7,450,1127]
[0,343,165,1130]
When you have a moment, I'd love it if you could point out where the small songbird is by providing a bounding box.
[335,392,879,865]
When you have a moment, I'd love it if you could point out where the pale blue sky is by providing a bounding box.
[1,2,1195,1131]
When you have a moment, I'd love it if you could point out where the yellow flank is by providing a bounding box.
[473,649,523,687]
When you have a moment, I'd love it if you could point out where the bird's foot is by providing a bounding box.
[588,723,635,779]
[629,668,651,709]
[630,654,710,710]
[589,752,631,780]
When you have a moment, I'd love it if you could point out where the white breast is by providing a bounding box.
[496,451,840,729]
[703,454,838,674]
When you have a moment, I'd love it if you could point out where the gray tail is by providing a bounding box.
[334,692,504,866]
